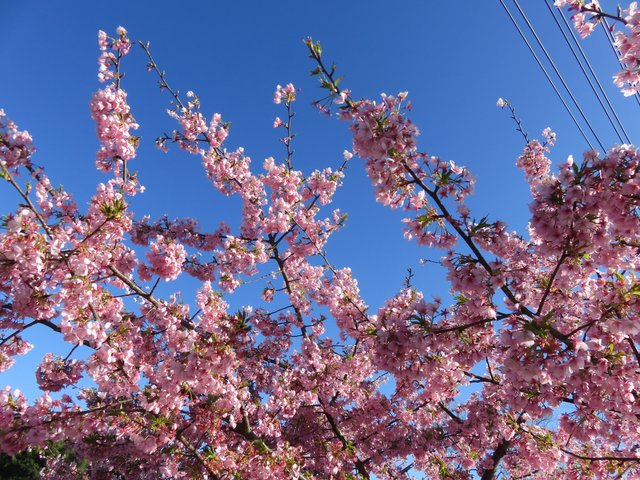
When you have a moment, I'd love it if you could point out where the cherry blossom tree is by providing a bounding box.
[1,2,640,478]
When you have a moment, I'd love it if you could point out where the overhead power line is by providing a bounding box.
[545,0,631,144]
[511,0,605,151]
[498,0,596,150]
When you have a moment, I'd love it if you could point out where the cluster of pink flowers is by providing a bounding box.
[556,0,640,95]
[89,87,139,172]
[0,109,35,170]
[614,2,640,95]
[273,83,296,104]
[140,235,187,281]
[515,129,554,183]
[97,27,131,82]
[35,354,84,392]
[90,28,138,174]
[303,166,344,206]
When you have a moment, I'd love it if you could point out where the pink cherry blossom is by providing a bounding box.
[143,235,187,281]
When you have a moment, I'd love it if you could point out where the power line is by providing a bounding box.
[547,0,629,143]
[546,0,631,144]
[554,3,633,143]
[511,0,605,151]
[498,0,595,150]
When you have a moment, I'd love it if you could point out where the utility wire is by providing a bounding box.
[546,0,630,144]
[498,0,595,150]
[600,16,640,108]
[511,0,605,151]
[555,4,633,143]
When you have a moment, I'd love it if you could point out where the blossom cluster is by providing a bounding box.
[273,83,296,104]
[556,0,640,95]
[90,27,139,173]
[35,354,84,392]
[0,109,35,171]
[139,235,187,281]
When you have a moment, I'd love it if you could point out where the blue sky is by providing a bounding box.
[1,1,638,399]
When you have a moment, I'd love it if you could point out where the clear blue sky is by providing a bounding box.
[1,1,637,399]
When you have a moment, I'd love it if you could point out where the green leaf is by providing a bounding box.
[524,321,547,337]
[364,325,377,336]
[0,165,9,180]
[572,162,580,176]
[203,446,217,460]
[416,213,434,228]
[454,293,468,305]
[252,439,269,454]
